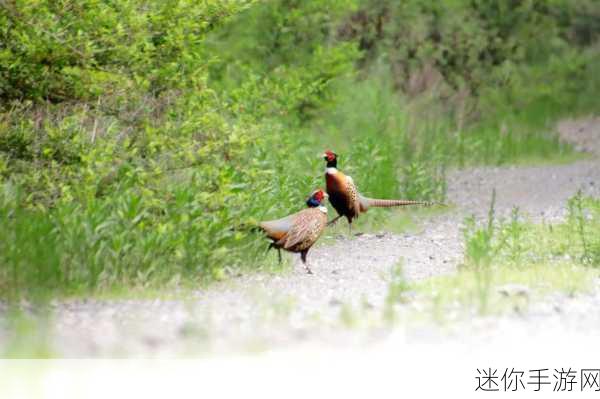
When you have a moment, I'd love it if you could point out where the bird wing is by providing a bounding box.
[259,213,297,241]
[345,175,363,216]
[282,208,327,250]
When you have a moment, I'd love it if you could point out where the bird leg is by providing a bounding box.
[327,215,343,226]
[300,250,312,274]
[266,243,282,265]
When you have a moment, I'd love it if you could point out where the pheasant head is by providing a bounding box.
[306,189,328,208]
[323,150,338,168]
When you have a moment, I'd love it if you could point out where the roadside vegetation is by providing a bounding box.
[404,193,600,320]
[1,0,600,299]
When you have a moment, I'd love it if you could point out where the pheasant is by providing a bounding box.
[323,150,436,234]
[258,189,329,274]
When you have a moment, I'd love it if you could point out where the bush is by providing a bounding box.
[340,0,595,97]
[0,0,251,101]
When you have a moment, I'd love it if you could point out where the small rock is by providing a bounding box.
[362,300,374,310]
[554,305,562,313]
[143,335,163,348]
[497,284,530,298]
[329,298,342,306]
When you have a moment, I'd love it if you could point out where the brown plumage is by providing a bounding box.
[323,150,436,233]
[258,189,329,274]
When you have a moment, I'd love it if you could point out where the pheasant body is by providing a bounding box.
[326,169,362,222]
[323,150,436,232]
[258,190,328,274]
[260,206,328,253]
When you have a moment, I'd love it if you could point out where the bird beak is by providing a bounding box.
[321,153,327,159]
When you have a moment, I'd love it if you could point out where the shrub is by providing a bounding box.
[0,0,252,101]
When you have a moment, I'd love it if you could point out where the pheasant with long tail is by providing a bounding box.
[258,189,329,274]
[323,150,437,234]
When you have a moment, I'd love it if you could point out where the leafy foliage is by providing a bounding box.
[0,0,253,101]
[342,0,600,96]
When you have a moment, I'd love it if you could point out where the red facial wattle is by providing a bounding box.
[314,190,324,202]
[324,150,335,162]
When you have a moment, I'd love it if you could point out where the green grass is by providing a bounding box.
[400,194,600,320]
[413,262,598,324]
[0,307,54,358]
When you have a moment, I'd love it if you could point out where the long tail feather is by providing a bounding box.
[363,197,438,209]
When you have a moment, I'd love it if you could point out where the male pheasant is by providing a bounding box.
[258,189,329,274]
[323,150,436,234]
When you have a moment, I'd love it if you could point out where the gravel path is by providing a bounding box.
[2,117,600,357]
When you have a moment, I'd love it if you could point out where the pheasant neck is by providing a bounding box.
[325,158,338,175]
[306,197,321,208]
